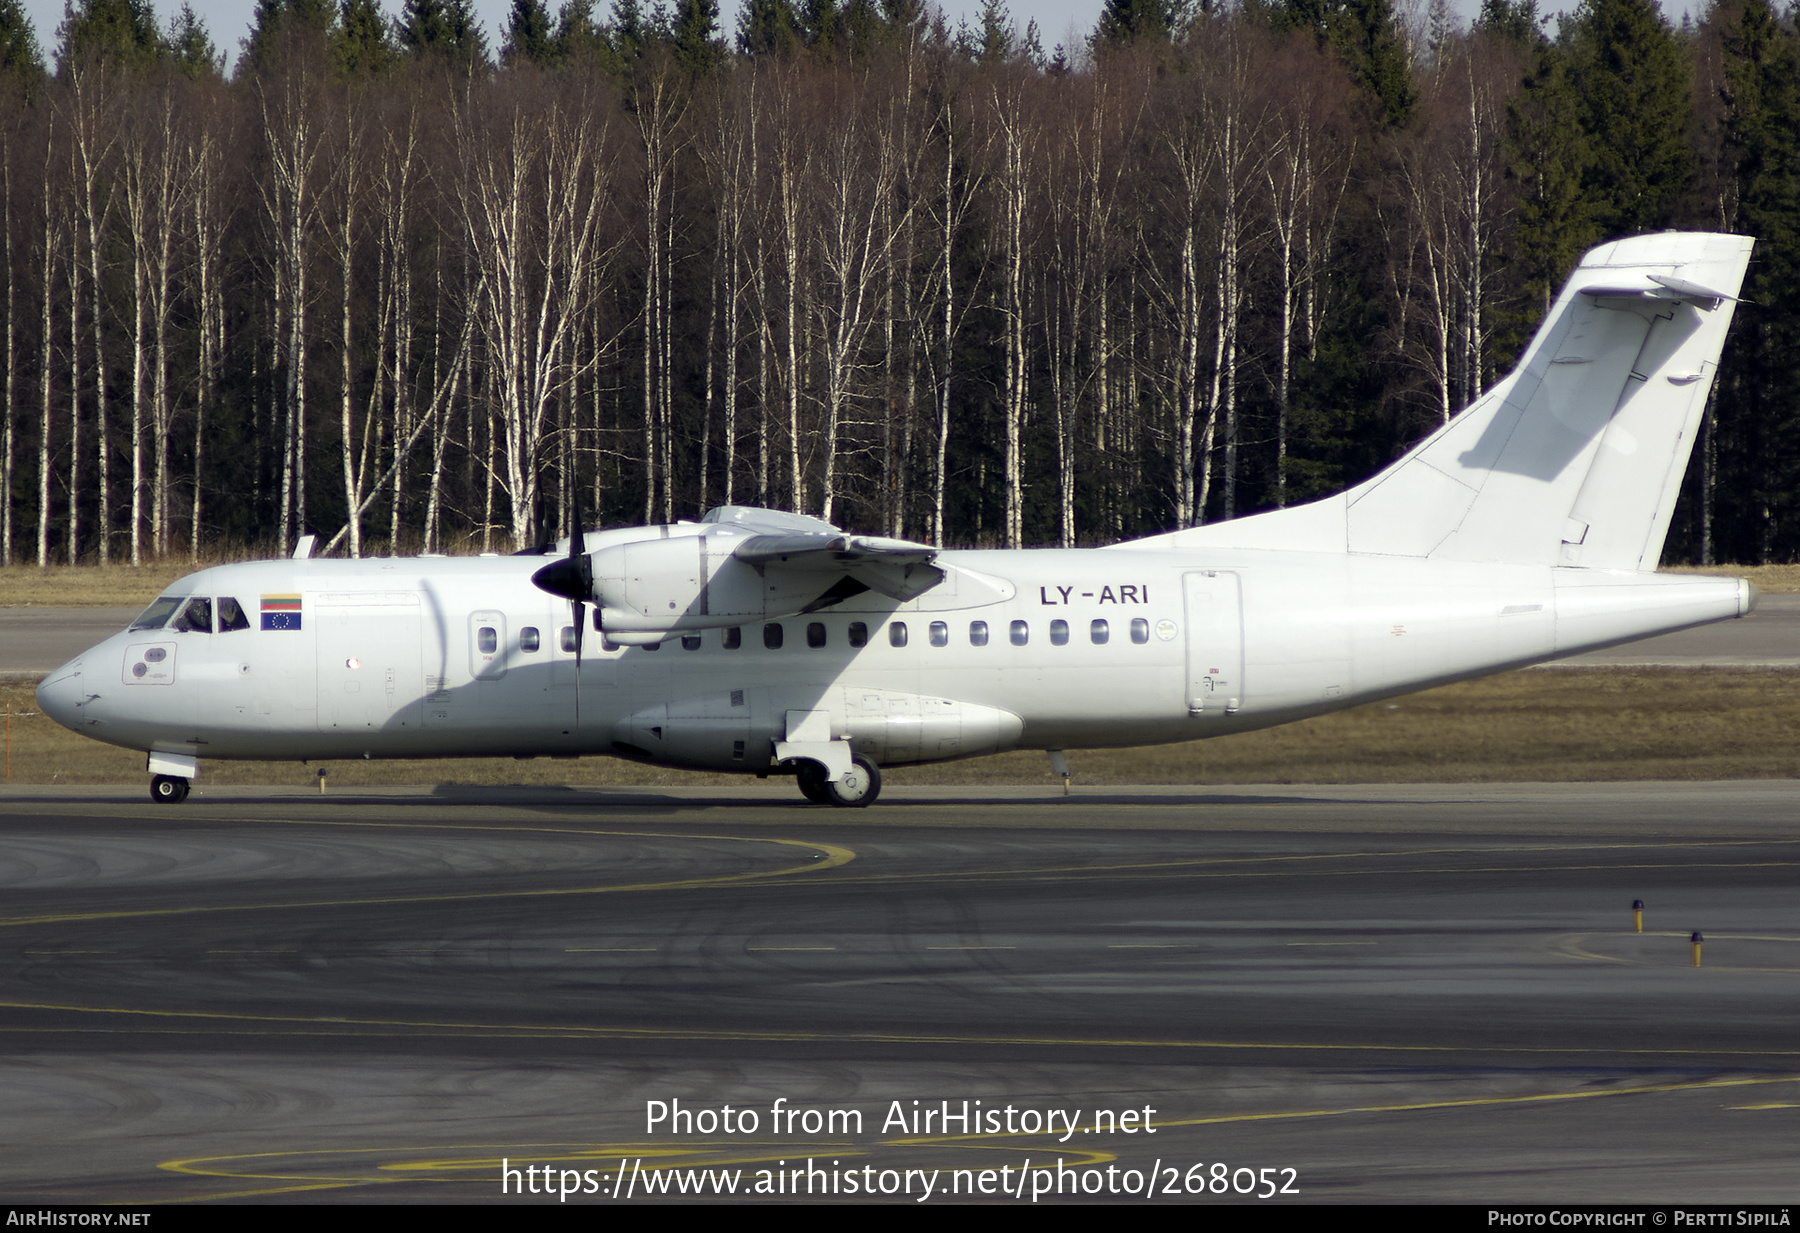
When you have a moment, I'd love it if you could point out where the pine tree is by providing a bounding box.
[555,0,605,61]
[1507,39,1595,312]
[245,0,338,69]
[166,3,221,78]
[1476,0,1542,46]
[1718,0,1800,558]
[1260,0,1417,126]
[1095,0,1186,45]
[611,0,647,59]
[399,0,489,69]
[671,0,722,74]
[0,0,47,91]
[1343,0,1418,126]
[1564,0,1695,235]
[58,0,164,71]
[336,0,394,74]
[800,0,839,54]
[738,0,799,53]
[504,0,556,63]
[976,0,1011,62]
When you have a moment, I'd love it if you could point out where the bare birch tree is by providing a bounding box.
[456,70,616,549]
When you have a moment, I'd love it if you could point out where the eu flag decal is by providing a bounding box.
[260,594,303,631]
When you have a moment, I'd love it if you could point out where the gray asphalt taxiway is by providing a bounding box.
[2,781,1798,1204]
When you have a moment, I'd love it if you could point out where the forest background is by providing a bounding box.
[0,0,1794,573]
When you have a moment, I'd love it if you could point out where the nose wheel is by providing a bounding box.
[150,775,190,804]
[795,757,881,808]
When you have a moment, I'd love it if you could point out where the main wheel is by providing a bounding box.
[795,761,832,804]
[823,757,881,808]
[150,775,189,804]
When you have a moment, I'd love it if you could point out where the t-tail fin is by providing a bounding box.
[1127,233,1753,569]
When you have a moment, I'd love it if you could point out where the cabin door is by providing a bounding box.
[1183,571,1244,716]
[315,593,425,734]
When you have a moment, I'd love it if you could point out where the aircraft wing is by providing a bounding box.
[731,532,944,603]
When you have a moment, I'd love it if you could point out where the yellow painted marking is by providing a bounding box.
[804,836,1800,889]
[828,860,1800,891]
[889,1075,1800,1148]
[927,946,1015,951]
[746,946,836,951]
[1107,944,1187,949]
[0,828,856,929]
[155,1139,1101,1202]
[1287,942,1376,947]
[1727,1102,1800,1110]
[1555,932,1800,973]
[566,947,656,953]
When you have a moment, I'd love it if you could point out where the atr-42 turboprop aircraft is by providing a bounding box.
[38,233,1757,807]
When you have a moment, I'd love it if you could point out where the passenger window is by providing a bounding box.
[929,621,948,647]
[970,620,988,646]
[174,597,212,633]
[848,622,868,648]
[682,633,702,651]
[520,627,541,653]
[1091,618,1109,645]
[889,621,908,648]
[1050,619,1069,646]
[471,612,507,678]
[1010,620,1029,646]
[764,623,784,650]
[217,597,250,633]
[723,626,742,650]
[807,622,827,648]
[560,626,578,652]
[1131,617,1150,644]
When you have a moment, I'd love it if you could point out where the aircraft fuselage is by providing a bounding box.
[35,545,1751,774]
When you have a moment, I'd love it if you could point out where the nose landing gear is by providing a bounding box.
[796,756,881,808]
[150,775,190,804]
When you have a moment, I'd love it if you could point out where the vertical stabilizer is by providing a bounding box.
[1125,233,1753,568]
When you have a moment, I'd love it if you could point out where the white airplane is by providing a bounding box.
[37,232,1757,807]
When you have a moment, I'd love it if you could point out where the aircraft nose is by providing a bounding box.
[36,660,87,733]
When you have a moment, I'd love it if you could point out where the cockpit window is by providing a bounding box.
[129,596,183,631]
[217,597,250,633]
[173,597,213,634]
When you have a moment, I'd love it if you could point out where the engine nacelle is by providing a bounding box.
[589,535,836,633]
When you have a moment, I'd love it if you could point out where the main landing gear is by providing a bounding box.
[795,757,881,808]
[150,775,190,804]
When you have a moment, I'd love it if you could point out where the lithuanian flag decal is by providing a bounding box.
[260,594,302,631]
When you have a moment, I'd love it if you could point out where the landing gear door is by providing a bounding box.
[1184,571,1243,716]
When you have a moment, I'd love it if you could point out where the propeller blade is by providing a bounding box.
[560,465,594,730]
[572,598,585,726]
